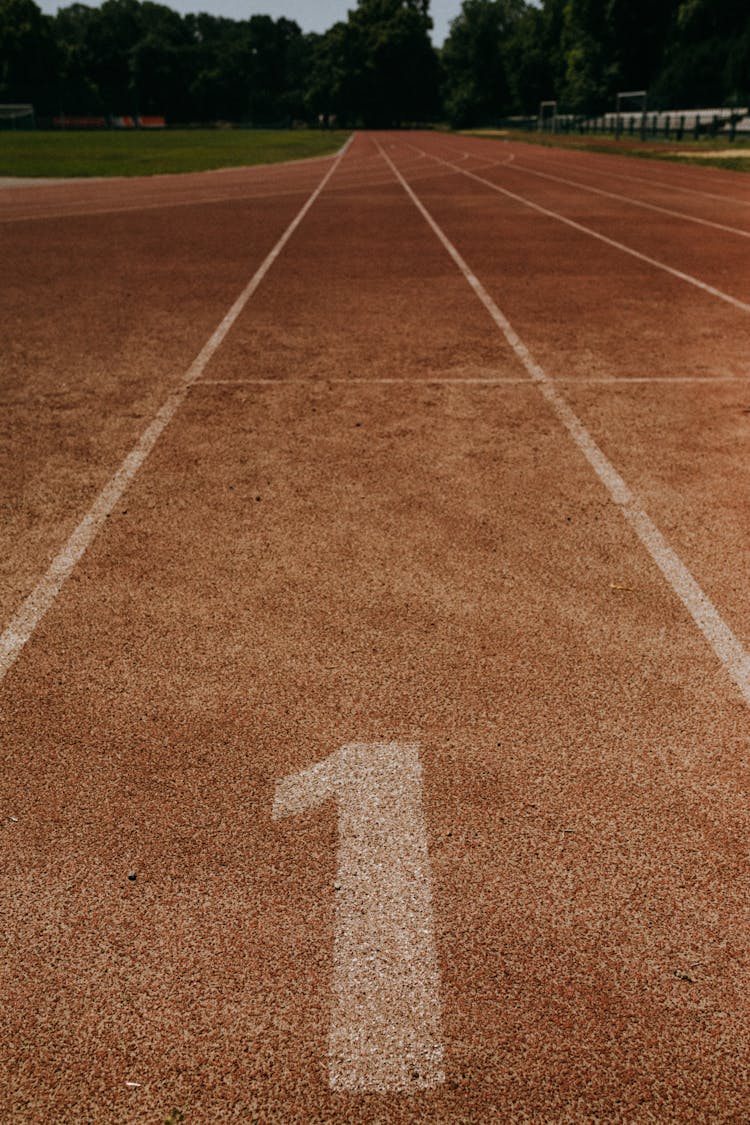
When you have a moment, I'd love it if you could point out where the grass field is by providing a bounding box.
[464,128,750,172]
[0,129,351,178]
[5,127,747,180]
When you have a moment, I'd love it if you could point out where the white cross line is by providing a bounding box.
[192,375,750,387]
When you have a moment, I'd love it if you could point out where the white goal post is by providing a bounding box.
[0,104,36,129]
[538,100,557,131]
[615,90,647,133]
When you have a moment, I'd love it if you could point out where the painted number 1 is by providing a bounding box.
[273,742,445,1094]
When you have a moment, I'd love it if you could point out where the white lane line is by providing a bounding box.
[197,376,536,385]
[195,375,750,386]
[403,140,750,316]
[273,741,444,1094]
[376,139,750,709]
[498,159,750,239]
[457,136,750,209]
[566,374,750,383]
[567,374,750,383]
[0,186,313,225]
[525,150,750,209]
[0,135,354,685]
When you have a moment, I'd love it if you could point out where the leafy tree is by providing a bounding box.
[0,0,59,113]
[654,0,750,107]
[306,21,361,125]
[186,13,240,121]
[51,1,312,122]
[554,0,677,112]
[441,0,528,127]
[504,4,556,117]
[4,0,748,129]
[83,0,144,115]
[54,5,106,113]
[191,14,309,123]
[605,0,676,96]
[243,16,310,123]
[557,0,615,112]
[309,0,440,127]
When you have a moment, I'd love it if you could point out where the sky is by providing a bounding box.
[36,0,464,45]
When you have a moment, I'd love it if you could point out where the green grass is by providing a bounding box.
[462,128,750,173]
[0,128,351,178]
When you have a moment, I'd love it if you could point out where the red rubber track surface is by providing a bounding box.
[1,132,749,1121]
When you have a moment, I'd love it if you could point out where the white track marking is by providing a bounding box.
[527,151,750,209]
[563,374,750,383]
[376,139,750,708]
[460,155,517,176]
[0,186,313,225]
[196,375,750,386]
[273,741,445,1094]
[457,136,750,209]
[562,374,750,382]
[197,377,536,385]
[403,140,750,316]
[0,144,359,224]
[499,159,750,239]
[0,136,354,685]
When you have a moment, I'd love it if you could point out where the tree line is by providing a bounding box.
[1,0,748,127]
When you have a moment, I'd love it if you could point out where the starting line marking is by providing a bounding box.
[0,136,353,685]
[376,138,750,709]
[273,742,445,1094]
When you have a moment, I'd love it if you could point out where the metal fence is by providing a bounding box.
[541,107,749,141]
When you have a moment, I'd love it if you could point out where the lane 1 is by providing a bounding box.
[1,378,748,1120]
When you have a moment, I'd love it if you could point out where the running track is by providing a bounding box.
[1,132,750,1121]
